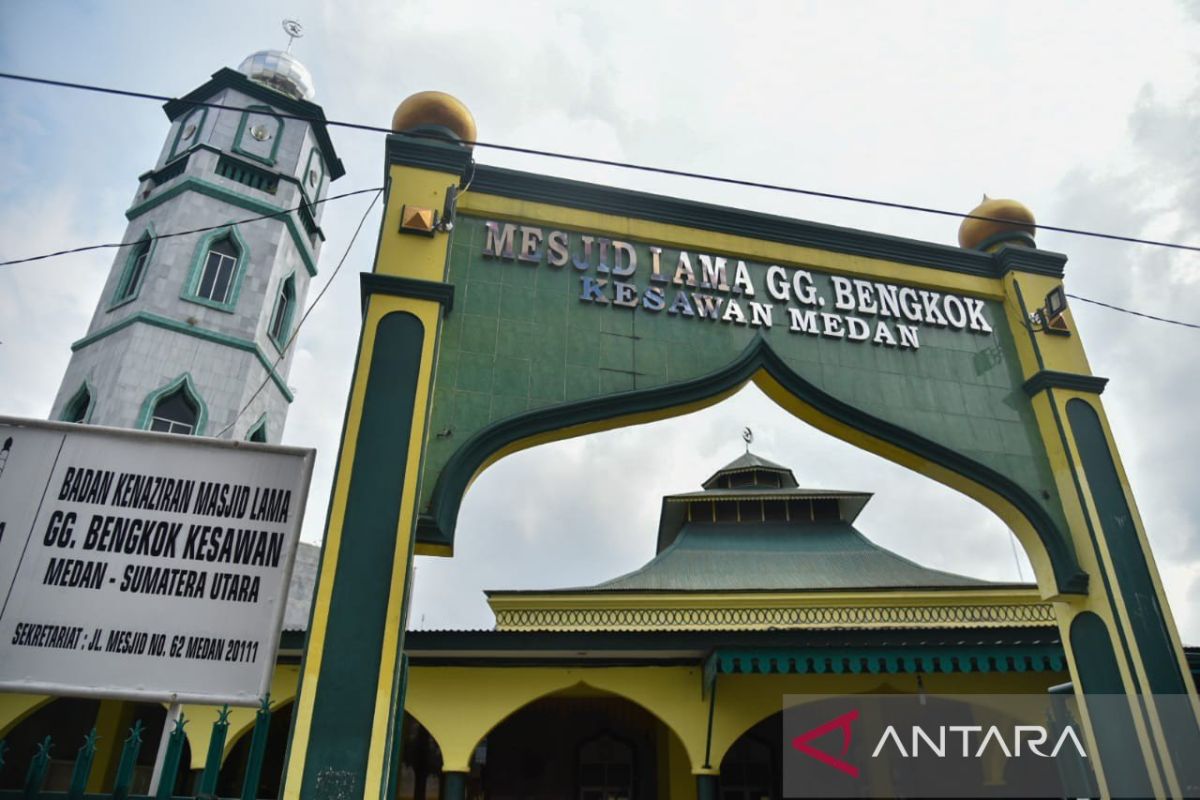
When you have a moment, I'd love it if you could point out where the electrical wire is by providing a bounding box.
[0,186,383,266]
[2,70,1199,253]
[214,188,383,437]
[1,72,1197,332]
[1065,293,1200,330]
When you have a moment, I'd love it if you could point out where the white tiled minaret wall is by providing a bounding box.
[51,54,336,442]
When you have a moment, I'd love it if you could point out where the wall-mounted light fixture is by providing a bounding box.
[1031,285,1071,335]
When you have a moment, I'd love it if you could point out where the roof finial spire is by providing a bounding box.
[281,18,304,52]
[742,427,753,453]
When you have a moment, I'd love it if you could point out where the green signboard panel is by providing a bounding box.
[418,215,1073,587]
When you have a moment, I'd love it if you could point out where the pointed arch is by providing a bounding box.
[267,271,298,352]
[136,372,208,436]
[109,222,158,310]
[405,671,698,775]
[60,379,96,423]
[418,337,1086,596]
[246,413,269,443]
[181,224,250,312]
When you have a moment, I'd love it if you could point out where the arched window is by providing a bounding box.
[184,227,248,312]
[197,237,239,304]
[61,383,93,423]
[577,733,634,800]
[247,417,268,443]
[268,274,296,349]
[149,388,200,435]
[112,234,152,305]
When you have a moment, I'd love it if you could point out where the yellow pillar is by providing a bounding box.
[282,100,473,799]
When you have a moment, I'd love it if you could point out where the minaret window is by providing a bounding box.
[138,374,207,435]
[108,228,156,309]
[198,237,239,304]
[115,239,150,303]
[247,418,268,443]
[149,388,200,435]
[268,274,297,350]
[182,226,249,312]
[61,383,93,423]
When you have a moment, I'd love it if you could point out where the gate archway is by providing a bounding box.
[280,107,1200,799]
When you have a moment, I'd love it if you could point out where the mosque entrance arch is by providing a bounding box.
[280,99,1200,800]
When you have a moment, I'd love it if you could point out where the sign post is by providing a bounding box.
[0,416,314,707]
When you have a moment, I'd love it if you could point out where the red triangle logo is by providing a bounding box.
[790,709,860,778]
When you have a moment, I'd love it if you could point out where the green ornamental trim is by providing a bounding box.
[714,645,1067,675]
[60,379,97,423]
[359,273,455,317]
[168,106,207,162]
[126,176,318,276]
[233,104,285,166]
[70,310,294,402]
[1022,370,1109,397]
[107,222,159,311]
[136,372,209,435]
[180,223,250,313]
[417,337,1089,596]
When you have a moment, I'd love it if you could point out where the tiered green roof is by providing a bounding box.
[570,451,990,593]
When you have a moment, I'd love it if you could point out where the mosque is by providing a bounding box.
[2,38,1199,800]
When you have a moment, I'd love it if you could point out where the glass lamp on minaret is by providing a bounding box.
[50,44,343,443]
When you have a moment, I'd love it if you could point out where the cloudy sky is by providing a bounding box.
[1,1,1198,641]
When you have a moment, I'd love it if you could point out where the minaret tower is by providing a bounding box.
[51,38,343,443]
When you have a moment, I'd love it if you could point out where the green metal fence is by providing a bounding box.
[0,696,275,800]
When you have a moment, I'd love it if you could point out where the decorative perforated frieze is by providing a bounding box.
[492,602,1058,631]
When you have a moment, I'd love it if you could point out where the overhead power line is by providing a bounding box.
[0,186,382,266]
[1065,293,1200,330]
[0,73,1196,332]
[216,188,384,437]
[2,70,1199,254]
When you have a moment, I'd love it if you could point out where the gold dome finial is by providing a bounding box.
[391,91,476,147]
[958,195,1036,250]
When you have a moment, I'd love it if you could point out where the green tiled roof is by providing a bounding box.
[586,521,991,591]
[702,450,799,489]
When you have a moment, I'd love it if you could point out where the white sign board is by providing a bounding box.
[0,417,314,706]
